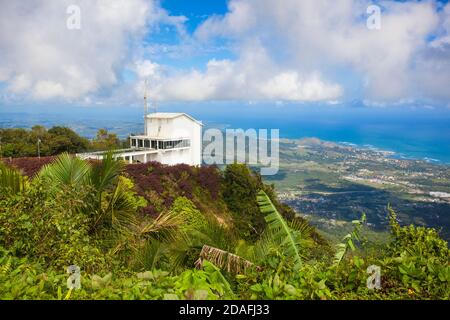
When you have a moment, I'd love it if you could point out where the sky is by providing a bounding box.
[0,0,450,110]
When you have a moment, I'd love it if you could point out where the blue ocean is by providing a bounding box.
[1,103,450,163]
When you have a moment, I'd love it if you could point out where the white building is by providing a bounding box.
[77,112,202,166]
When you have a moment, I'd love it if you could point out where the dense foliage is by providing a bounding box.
[0,126,123,158]
[0,156,448,300]
[125,162,223,219]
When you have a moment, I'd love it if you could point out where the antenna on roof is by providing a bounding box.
[143,79,148,117]
[143,79,149,135]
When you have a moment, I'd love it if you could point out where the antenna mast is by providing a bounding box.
[144,79,148,135]
[144,79,148,116]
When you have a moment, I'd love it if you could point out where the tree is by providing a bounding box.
[222,164,265,241]
[92,128,121,151]
[0,126,128,157]
[47,126,89,154]
[31,125,47,137]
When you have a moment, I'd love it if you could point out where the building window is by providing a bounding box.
[131,139,136,147]
[138,140,143,148]
[144,140,150,148]
[150,139,191,150]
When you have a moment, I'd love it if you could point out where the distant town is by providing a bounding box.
[268,138,450,241]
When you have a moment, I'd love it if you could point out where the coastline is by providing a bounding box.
[334,140,449,165]
[1,111,450,165]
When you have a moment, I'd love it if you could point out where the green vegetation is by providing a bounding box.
[0,158,448,300]
[222,164,264,241]
[0,126,124,157]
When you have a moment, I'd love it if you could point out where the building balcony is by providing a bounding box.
[129,135,191,150]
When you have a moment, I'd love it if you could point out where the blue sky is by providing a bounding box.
[0,0,449,110]
[161,0,229,30]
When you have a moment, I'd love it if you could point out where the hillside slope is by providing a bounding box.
[2,157,324,244]
[1,155,448,300]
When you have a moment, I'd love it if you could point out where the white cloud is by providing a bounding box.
[195,0,447,102]
[0,0,183,100]
[33,81,66,99]
[430,3,450,48]
[135,60,162,79]
[134,42,342,101]
[1,0,449,104]
[258,71,342,101]
[0,0,345,103]
[195,0,257,41]
[413,3,450,100]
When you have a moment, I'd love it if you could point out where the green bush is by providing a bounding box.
[171,196,207,231]
[0,181,105,273]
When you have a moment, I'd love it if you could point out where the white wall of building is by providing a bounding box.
[142,113,202,166]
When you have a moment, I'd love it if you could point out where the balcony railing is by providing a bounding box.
[129,136,190,150]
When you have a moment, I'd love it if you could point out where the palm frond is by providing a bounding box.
[289,218,314,238]
[193,219,237,251]
[38,153,91,187]
[0,163,27,196]
[169,234,199,272]
[137,211,189,272]
[102,178,139,232]
[256,190,303,269]
[195,244,255,274]
[168,219,238,273]
[90,151,123,192]
[253,228,286,261]
[134,239,169,271]
[140,209,186,242]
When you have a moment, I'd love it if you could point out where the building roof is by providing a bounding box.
[145,112,203,125]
